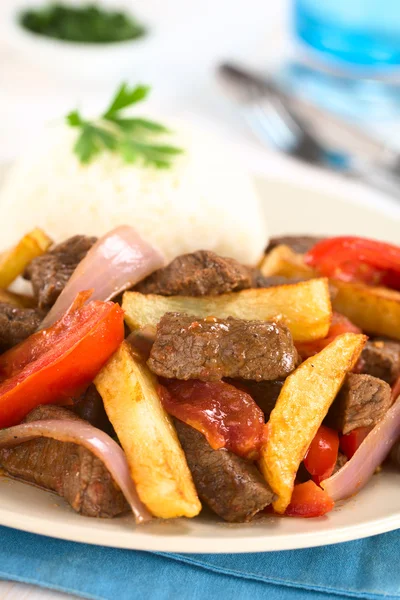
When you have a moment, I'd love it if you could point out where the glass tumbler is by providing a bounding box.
[280,0,400,124]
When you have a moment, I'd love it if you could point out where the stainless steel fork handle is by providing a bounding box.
[219,63,399,168]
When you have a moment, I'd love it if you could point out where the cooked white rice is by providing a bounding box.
[0,120,268,264]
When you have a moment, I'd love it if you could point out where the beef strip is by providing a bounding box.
[136,249,306,296]
[0,303,43,352]
[251,273,303,288]
[326,373,391,434]
[0,405,128,518]
[135,250,253,296]
[333,452,348,475]
[24,235,97,309]
[174,420,274,522]
[73,384,114,436]
[227,379,283,419]
[358,339,400,385]
[266,235,323,255]
[148,313,300,382]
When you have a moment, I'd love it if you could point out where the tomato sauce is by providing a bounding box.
[159,379,265,458]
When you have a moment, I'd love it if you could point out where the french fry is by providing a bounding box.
[260,245,316,280]
[332,280,400,340]
[260,246,400,339]
[95,341,201,519]
[259,332,366,513]
[0,228,52,289]
[123,279,332,342]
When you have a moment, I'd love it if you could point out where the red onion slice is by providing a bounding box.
[322,397,400,501]
[42,226,165,328]
[0,420,152,524]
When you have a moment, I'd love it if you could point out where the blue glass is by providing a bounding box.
[294,0,400,68]
[276,1,400,126]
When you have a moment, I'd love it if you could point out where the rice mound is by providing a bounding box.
[0,121,268,264]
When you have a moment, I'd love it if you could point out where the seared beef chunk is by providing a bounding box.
[252,273,338,298]
[24,235,97,309]
[73,385,114,436]
[174,420,274,522]
[136,250,253,296]
[0,303,43,352]
[333,452,348,475]
[148,313,300,382]
[326,374,391,434]
[0,406,128,518]
[266,235,323,255]
[251,273,301,288]
[136,249,304,296]
[358,339,400,385]
[227,379,283,419]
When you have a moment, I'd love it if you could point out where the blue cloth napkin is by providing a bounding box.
[0,526,399,600]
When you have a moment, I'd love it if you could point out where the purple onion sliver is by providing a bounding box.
[322,397,400,501]
[41,225,165,329]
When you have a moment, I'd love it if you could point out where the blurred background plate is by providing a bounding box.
[0,0,156,84]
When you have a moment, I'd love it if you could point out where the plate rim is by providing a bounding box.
[0,502,400,553]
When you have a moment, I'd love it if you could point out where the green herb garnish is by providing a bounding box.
[66,83,183,168]
[19,3,146,44]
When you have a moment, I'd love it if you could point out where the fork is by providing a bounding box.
[218,63,400,196]
[218,63,347,170]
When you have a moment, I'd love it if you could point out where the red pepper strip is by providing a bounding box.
[303,425,339,485]
[0,291,124,428]
[304,236,400,290]
[340,426,373,460]
[0,289,93,380]
[285,481,334,518]
[296,312,361,359]
[159,379,265,459]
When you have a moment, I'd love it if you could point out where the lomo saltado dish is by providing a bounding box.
[0,230,399,524]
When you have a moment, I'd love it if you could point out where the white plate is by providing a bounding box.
[1,171,400,553]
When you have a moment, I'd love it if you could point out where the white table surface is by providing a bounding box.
[0,0,399,597]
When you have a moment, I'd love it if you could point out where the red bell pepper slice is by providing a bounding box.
[0,291,124,428]
[159,379,265,458]
[296,312,361,359]
[304,236,400,290]
[340,426,373,459]
[304,425,339,484]
[285,481,334,518]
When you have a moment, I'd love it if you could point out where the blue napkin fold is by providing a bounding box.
[0,525,399,600]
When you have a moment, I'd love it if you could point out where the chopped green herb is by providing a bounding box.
[103,85,150,117]
[19,3,147,44]
[66,83,183,168]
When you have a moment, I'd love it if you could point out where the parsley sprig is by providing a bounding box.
[66,84,183,168]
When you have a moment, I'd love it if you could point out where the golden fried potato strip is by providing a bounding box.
[95,342,201,519]
[0,228,52,289]
[259,245,316,280]
[332,280,400,340]
[259,332,366,513]
[123,279,332,342]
